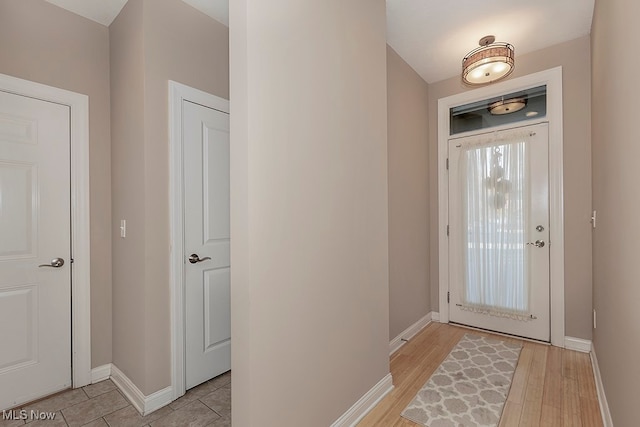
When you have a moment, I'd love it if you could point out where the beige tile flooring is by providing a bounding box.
[0,372,230,427]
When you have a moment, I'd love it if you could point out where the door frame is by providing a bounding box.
[0,73,91,387]
[437,67,565,346]
[168,81,229,400]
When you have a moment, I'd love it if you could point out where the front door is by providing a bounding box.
[448,123,550,341]
[0,91,71,409]
[183,100,231,389]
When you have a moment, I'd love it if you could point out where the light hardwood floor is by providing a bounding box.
[358,323,602,427]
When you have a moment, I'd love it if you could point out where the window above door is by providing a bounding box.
[450,85,547,135]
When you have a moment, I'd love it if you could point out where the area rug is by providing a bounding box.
[401,333,522,427]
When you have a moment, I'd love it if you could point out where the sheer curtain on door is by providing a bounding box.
[457,130,533,320]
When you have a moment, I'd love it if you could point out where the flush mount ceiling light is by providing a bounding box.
[462,35,515,86]
[488,97,527,115]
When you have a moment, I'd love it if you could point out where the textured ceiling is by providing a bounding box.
[43,0,595,84]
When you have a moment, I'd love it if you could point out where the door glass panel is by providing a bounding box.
[457,133,532,319]
[450,85,546,135]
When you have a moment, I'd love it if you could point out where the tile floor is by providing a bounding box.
[0,372,231,427]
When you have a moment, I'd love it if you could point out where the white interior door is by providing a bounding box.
[183,100,231,389]
[0,91,71,409]
[448,123,550,341]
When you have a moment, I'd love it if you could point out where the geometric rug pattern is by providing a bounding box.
[401,333,522,427]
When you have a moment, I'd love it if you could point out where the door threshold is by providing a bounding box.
[449,322,551,346]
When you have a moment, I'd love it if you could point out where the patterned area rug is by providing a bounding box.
[401,333,522,427]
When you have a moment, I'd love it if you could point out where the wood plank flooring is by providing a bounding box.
[358,323,602,427]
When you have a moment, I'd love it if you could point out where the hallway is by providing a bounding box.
[359,323,602,426]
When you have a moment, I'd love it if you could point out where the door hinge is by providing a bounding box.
[446,158,449,170]
[447,292,450,304]
[446,225,449,237]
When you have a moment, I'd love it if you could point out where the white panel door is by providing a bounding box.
[448,123,550,341]
[0,91,71,409]
[183,100,231,389]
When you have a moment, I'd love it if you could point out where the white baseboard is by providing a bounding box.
[389,312,435,355]
[590,346,614,427]
[431,311,440,322]
[90,364,112,384]
[330,373,393,427]
[564,336,592,353]
[110,364,173,416]
[143,386,174,416]
[110,365,145,414]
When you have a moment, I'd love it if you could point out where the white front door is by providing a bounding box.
[183,100,231,389]
[0,91,71,409]
[448,123,550,341]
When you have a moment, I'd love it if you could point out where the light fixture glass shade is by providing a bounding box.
[462,42,515,86]
[488,97,527,115]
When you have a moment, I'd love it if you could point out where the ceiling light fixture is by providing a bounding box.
[462,35,515,86]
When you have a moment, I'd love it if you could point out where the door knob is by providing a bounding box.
[39,258,65,268]
[188,253,211,264]
[526,240,545,248]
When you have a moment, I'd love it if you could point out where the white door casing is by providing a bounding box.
[184,100,231,389]
[169,81,230,399]
[448,123,550,341]
[0,91,71,409]
[437,67,565,347]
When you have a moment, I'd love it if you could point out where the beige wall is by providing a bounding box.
[387,46,431,339]
[141,0,229,395]
[110,0,229,395]
[230,0,390,425]
[591,0,640,425]
[0,0,112,367]
[428,36,593,339]
[110,0,147,391]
